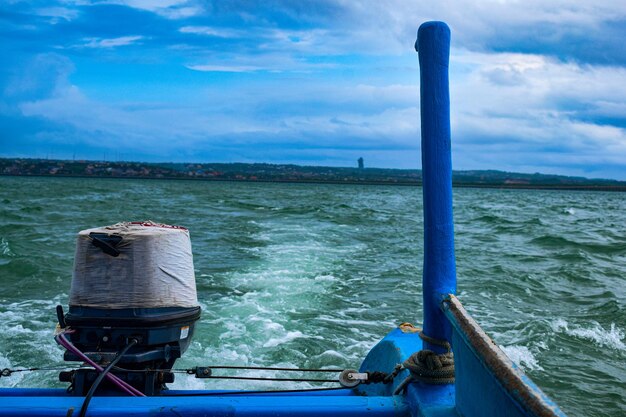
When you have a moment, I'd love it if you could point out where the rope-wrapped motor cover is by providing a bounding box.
[70,222,198,309]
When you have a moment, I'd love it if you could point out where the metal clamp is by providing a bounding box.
[194,367,212,378]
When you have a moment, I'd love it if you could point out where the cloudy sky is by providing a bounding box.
[1,1,625,179]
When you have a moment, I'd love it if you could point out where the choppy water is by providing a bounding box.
[0,176,624,416]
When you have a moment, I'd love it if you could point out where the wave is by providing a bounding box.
[551,319,625,351]
[530,235,626,255]
[501,345,543,371]
[0,237,14,257]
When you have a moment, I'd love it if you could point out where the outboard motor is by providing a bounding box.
[58,221,201,396]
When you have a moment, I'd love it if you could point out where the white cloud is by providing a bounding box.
[451,49,626,120]
[185,52,336,74]
[35,7,80,23]
[80,36,144,48]
[179,26,242,38]
[114,0,186,8]
[98,0,202,19]
[224,1,626,60]
[4,53,74,100]
[448,49,626,176]
[15,73,421,156]
[186,64,264,73]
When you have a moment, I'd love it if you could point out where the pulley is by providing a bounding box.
[338,369,368,388]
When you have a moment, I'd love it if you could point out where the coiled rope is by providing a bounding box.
[393,331,455,394]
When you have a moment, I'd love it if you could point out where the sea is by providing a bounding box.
[0,176,624,416]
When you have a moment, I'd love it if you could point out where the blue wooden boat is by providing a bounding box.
[0,22,567,417]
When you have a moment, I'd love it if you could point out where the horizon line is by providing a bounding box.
[1,156,625,184]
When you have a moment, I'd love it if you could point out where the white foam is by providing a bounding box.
[316,315,395,328]
[339,307,368,315]
[6,324,34,335]
[551,319,625,351]
[169,374,210,390]
[314,350,350,362]
[263,321,285,332]
[550,318,569,332]
[263,331,304,348]
[564,208,576,215]
[1,237,14,256]
[203,345,251,364]
[501,345,543,371]
[314,274,337,282]
[568,323,625,350]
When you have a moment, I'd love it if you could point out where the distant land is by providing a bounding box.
[1,158,625,191]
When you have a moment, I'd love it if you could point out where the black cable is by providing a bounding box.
[163,386,349,396]
[200,375,338,383]
[1,364,344,376]
[190,365,343,372]
[1,366,79,376]
[78,339,138,417]
[112,365,344,374]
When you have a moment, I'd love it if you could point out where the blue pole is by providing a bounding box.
[416,22,456,352]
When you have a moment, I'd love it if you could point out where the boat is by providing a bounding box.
[0,22,568,417]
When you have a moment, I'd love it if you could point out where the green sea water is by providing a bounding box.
[0,176,624,416]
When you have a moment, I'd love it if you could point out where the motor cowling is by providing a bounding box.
[60,221,201,396]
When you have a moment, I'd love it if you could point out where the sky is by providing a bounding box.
[1,1,626,180]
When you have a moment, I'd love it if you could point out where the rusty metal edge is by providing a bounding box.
[443,294,566,417]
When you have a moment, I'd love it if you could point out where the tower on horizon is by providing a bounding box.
[358,157,364,169]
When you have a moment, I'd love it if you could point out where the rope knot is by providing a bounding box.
[417,349,444,370]
[401,332,455,386]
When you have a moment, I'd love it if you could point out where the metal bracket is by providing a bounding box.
[194,367,212,378]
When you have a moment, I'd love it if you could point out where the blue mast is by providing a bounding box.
[417,22,457,352]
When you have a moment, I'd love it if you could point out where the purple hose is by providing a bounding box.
[55,333,138,397]
[56,333,144,397]
[55,332,145,397]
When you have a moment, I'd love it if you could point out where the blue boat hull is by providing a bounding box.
[0,390,405,417]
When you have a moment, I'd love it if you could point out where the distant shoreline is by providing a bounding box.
[3,158,625,191]
[2,173,625,192]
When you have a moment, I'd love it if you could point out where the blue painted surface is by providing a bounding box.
[0,394,407,417]
[449,323,567,417]
[516,374,567,417]
[443,300,568,417]
[358,327,416,396]
[0,388,354,398]
[359,328,457,417]
[405,384,457,417]
[417,21,457,353]
[451,328,529,417]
